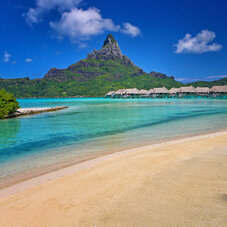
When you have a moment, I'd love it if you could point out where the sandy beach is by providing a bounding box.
[0,131,226,226]
[8,106,68,118]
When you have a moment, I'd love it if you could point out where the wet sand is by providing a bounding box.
[0,131,226,226]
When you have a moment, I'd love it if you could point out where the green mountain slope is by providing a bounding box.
[0,68,181,98]
[189,77,227,88]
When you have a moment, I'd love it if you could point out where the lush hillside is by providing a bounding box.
[2,34,226,98]
[0,70,182,98]
[189,77,227,88]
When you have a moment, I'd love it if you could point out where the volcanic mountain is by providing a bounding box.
[44,34,144,82]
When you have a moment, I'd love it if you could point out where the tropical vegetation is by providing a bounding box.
[0,89,20,119]
[0,58,183,98]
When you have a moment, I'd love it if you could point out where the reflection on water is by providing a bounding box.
[0,119,21,149]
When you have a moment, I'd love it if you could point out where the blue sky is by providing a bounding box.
[0,0,227,82]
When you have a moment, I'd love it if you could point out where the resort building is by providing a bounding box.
[209,85,227,98]
[105,85,227,99]
[153,87,170,98]
[149,89,154,96]
[195,87,210,97]
[113,89,127,98]
[125,88,141,98]
[169,88,181,98]
[179,86,197,98]
[139,89,150,98]
[105,91,115,98]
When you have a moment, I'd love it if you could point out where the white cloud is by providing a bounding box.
[50,7,120,42]
[24,0,142,43]
[24,0,81,26]
[175,30,222,54]
[34,0,81,11]
[25,8,42,25]
[175,77,187,82]
[121,22,141,37]
[3,51,11,63]
[175,77,200,82]
[12,61,17,64]
[175,74,227,82]
[25,58,33,62]
[206,75,227,79]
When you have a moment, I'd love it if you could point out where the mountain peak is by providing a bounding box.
[102,34,117,47]
[100,34,122,59]
[87,34,133,65]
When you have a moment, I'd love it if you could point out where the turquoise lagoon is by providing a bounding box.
[1,98,227,181]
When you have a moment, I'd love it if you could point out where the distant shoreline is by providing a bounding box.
[15,96,227,99]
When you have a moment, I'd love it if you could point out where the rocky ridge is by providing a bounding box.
[87,34,134,65]
[44,34,136,80]
[150,71,175,80]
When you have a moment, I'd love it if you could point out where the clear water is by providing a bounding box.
[1,98,227,181]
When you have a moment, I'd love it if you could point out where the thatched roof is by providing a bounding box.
[180,86,196,93]
[195,87,210,93]
[105,91,115,96]
[209,85,227,92]
[114,89,127,95]
[169,88,181,94]
[153,87,170,94]
[140,89,149,95]
[125,88,141,95]
[149,89,154,94]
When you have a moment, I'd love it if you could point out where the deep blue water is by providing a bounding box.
[1,98,227,180]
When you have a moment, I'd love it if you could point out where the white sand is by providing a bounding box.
[0,130,226,226]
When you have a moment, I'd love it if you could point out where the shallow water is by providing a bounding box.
[1,98,227,180]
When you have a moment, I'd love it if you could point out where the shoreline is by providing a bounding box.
[0,128,226,226]
[1,129,227,199]
[7,106,68,118]
[1,127,221,189]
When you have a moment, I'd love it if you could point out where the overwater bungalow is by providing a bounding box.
[209,85,227,98]
[149,89,154,97]
[113,89,126,98]
[195,87,210,98]
[139,89,150,98]
[125,88,141,98]
[179,86,197,98]
[105,85,227,99]
[153,87,170,98]
[105,91,115,98]
[169,88,181,98]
